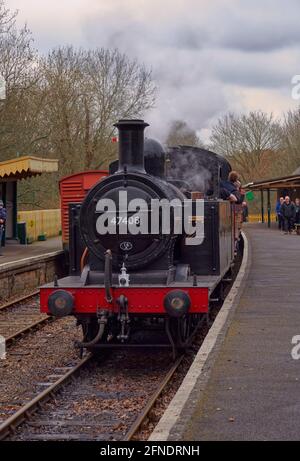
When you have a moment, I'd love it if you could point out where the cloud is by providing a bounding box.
[213,48,300,88]
[6,0,300,141]
[201,0,300,52]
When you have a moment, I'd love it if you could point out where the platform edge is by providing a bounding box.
[0,250,64,273]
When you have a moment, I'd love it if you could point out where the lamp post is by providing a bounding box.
[0,75,6,245]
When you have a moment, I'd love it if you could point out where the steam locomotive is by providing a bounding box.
[40,119,241,357]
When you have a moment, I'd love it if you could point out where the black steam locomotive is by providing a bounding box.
[40,119,240,357]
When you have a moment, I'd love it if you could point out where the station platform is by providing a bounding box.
[0,237,62,267]
[149,223,300,441]
[177,223,300,440]
[0,237,64,303]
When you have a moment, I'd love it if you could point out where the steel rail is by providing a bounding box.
[0,290,40,312]
[5,316,52,346]
[124,354,185,441]
[0,354,92,441]
[124,314,210,440]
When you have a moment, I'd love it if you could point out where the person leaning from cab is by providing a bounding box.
[280,195,296,234]
[220,171,244,204]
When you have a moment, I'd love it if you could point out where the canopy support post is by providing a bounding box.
[267,189,271,228]
[260,190,264,223]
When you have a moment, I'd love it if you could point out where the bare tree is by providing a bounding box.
[84,48,156,168]
[282,107,300,173]
[0,3,157,208]
[37,46,156,175]
[0,1,39,159]
[166,120,204,148]
[0,1,16,35]
[210,111,283,181]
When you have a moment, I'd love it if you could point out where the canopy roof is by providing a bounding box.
[245,173,300,190]
[0,156,58,180]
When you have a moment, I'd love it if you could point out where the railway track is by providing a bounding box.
[0,293,52,346]
[124,354,184,441]
[0,348,187,441]
[0,290,40,312]
[0,354,93,440]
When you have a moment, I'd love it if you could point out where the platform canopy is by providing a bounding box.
[0,156,58,180]
[244,172,300,191]
[244,167,300,228]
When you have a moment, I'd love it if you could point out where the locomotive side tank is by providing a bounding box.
[40,119,237,357]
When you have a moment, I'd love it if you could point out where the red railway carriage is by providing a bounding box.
[60,170,108,248]
[40,119,241,358]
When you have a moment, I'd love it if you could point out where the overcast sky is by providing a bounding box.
[7,0,300,141]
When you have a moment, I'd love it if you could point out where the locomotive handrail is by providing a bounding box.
[104,249,113,303]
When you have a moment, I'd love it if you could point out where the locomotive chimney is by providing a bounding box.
[114,119,149,173]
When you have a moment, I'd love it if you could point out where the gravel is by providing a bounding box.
[0,295,47,339]
[9,350,173,441]
[0,316,81,423]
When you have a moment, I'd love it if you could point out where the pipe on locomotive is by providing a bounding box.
[114,119,149,173]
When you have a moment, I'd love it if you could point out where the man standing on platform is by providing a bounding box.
[276,196,284,230]
[242,201,249,222]
[0,200,7,255]
[280,196,295,234]
[294,198,300,226]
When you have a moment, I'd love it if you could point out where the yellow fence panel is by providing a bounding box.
[248,213,277,223]
[17,209,61,241]
[17,209,277,242]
